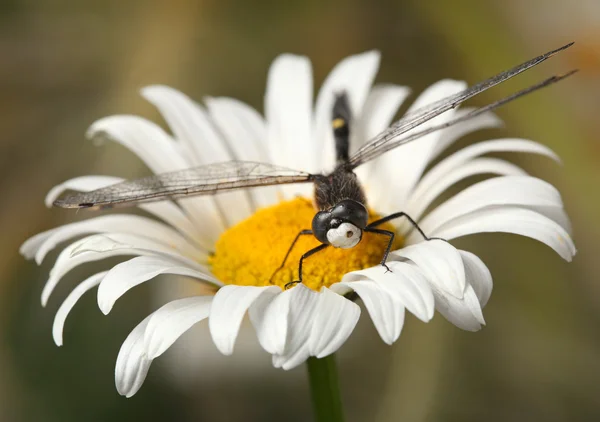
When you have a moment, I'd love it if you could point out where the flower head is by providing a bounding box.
[21,50,575,397]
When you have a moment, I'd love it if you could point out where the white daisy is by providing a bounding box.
[20,50,575,398]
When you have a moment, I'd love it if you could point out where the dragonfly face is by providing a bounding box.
[312,199,368,248]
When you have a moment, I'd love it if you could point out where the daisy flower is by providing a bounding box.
[20,50,575,399]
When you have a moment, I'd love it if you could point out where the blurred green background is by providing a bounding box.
[1,0,599,421]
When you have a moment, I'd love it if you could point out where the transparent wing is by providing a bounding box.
[349,42,573,167]
[349,71,576,166]
[53,161,314,209]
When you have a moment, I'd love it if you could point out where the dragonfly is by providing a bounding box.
[54,43,576,287]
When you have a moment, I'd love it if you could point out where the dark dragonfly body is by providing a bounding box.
[274,93,429,286]
[53,43,576,287]
[311,93,368,243]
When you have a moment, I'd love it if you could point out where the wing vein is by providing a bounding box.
[54,161,313,209]
[349,42,574,167]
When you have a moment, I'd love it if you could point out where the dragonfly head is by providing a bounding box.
[312,199,368,249]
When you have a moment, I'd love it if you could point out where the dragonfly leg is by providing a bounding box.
[285,244,329,289]
[367,211,445,242]
[270,229,313,284]
[364,227,394,272]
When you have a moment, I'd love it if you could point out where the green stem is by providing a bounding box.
[306,354,344,422]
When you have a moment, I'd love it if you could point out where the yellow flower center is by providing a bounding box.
[210,198,403,291]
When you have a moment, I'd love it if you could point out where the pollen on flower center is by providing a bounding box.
[210,198,403,291]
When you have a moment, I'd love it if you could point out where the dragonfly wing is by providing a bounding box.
[350,71,577,165]
[349,42,573,167]
[54,161,314,209]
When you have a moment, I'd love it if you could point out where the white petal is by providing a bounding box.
[382,261,435,321]
[205,96,279,208]
[272,284,320,370]
[52,271,108,346]
[248,287,289,354]
[32,214,204,265]
[72,233,206,268]
[87,115,189,173]
[265,54,314,198]
[460,250,493,307]
[141,85,242,230]
[314,51,380,172]
[392,239,465,298]
[171,94,258,226]
[41,176,207,246]
[430,108,503,159]
[45,176,123,207]
[308,287,360,358]
[343,263,433,322]
[432,282,485,331]
[430,206,576,261]
[404,157,527,227]
[98,256,221,315]
[332,280,404,345]
[375,80,466,211]
[353,84,411,149]
[41,233,205,306]
[144,296,213,359]
[115,315,152,398]
[366,247,480,333]
[138,201,210,249]
[209,285,280,355]
[89,113,230,228]
[426,249,488,331]
[354,84,411,204]
[175,195,231,238]
[412,138,560,206]
[21,230,55,260]
[67,233,199,259]
[418,176,565,235]
[24,175,119,261]
[528,205,573,235]
[141,85,230,164]
[205,97,268,162]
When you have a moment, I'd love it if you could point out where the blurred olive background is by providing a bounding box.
[1,0,599,421]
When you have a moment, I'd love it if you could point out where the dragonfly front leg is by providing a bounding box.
[364,227,394,272]
[367,211,444,242]
[366,212,446,273]
[285,244,329,289]
[270,229,313,283]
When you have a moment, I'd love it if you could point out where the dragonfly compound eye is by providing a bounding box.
[330,200,368,229]
[312,210,332,244]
